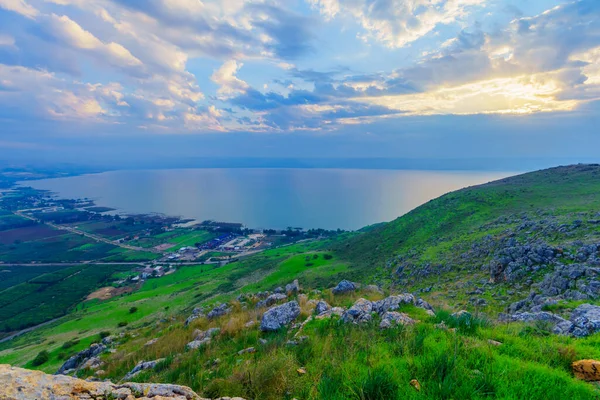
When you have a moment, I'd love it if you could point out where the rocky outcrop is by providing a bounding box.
[0,364,206,399]
[57,343,106,375]
[500,304,600,337]
[315,300,331,315]
[332,280,357,295]
[489,240,558,283]
[260,301,301,331]
[564,303,600,337]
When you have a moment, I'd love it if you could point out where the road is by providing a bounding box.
[14,210,161,253]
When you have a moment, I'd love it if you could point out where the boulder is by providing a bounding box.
[260,301,301,331]
[332,280,357,295]
[315,300,331,315]
[125,358,165,379]
[379,312,415,329]
[285,279,300,294]
[572,359,600,381]
[1,364,203,399]
[56,343,106,375]
[207,303,230,319]
[341,298,373,324]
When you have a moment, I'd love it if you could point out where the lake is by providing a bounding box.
[24,169,516,230]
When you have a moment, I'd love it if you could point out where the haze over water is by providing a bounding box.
[25,169,514,230]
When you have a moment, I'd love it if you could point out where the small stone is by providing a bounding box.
[487,339,502,346]
[237,347,256,355]
[410,379,421,391]
[297,368,307,375]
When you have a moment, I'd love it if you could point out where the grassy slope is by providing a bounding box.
[2,165,600,399]
[337,164,600,275]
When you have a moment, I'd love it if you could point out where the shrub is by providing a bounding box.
[31,350,50,367]
[324,254,333,260]
[118,321,128,327]
[61,339,80,349]
[129,307,138,314]
[99,331,111,339]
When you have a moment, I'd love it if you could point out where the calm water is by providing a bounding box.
[24,169,515,230]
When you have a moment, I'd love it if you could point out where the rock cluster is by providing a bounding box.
[338,294,433,328]
[500,303,600,337]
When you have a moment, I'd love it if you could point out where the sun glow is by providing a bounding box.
[355,74,580,116]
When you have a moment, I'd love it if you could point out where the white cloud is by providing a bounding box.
[309,0,484,48]
[0,64,107,120]
[0,0,38,19]
[211,60,249,99]
[48,14,143,70]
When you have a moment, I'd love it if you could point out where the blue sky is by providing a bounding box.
[0,0,599,165]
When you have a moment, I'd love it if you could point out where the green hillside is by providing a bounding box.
[2,165,600,399]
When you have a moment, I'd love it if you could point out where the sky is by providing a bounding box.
[0,0,599,167]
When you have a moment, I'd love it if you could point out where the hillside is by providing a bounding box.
[1,164,600,399]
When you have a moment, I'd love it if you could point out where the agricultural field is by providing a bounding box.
[0,241,341,371]
[0,264,133,334]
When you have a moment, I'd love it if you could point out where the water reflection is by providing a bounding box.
[25,169,515,230]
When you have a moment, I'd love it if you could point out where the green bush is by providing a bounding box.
[129,307,138,314]
[118,321,128,327]
[61,339,80,349]
[99,331,111,339]
[31,350,49,367]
